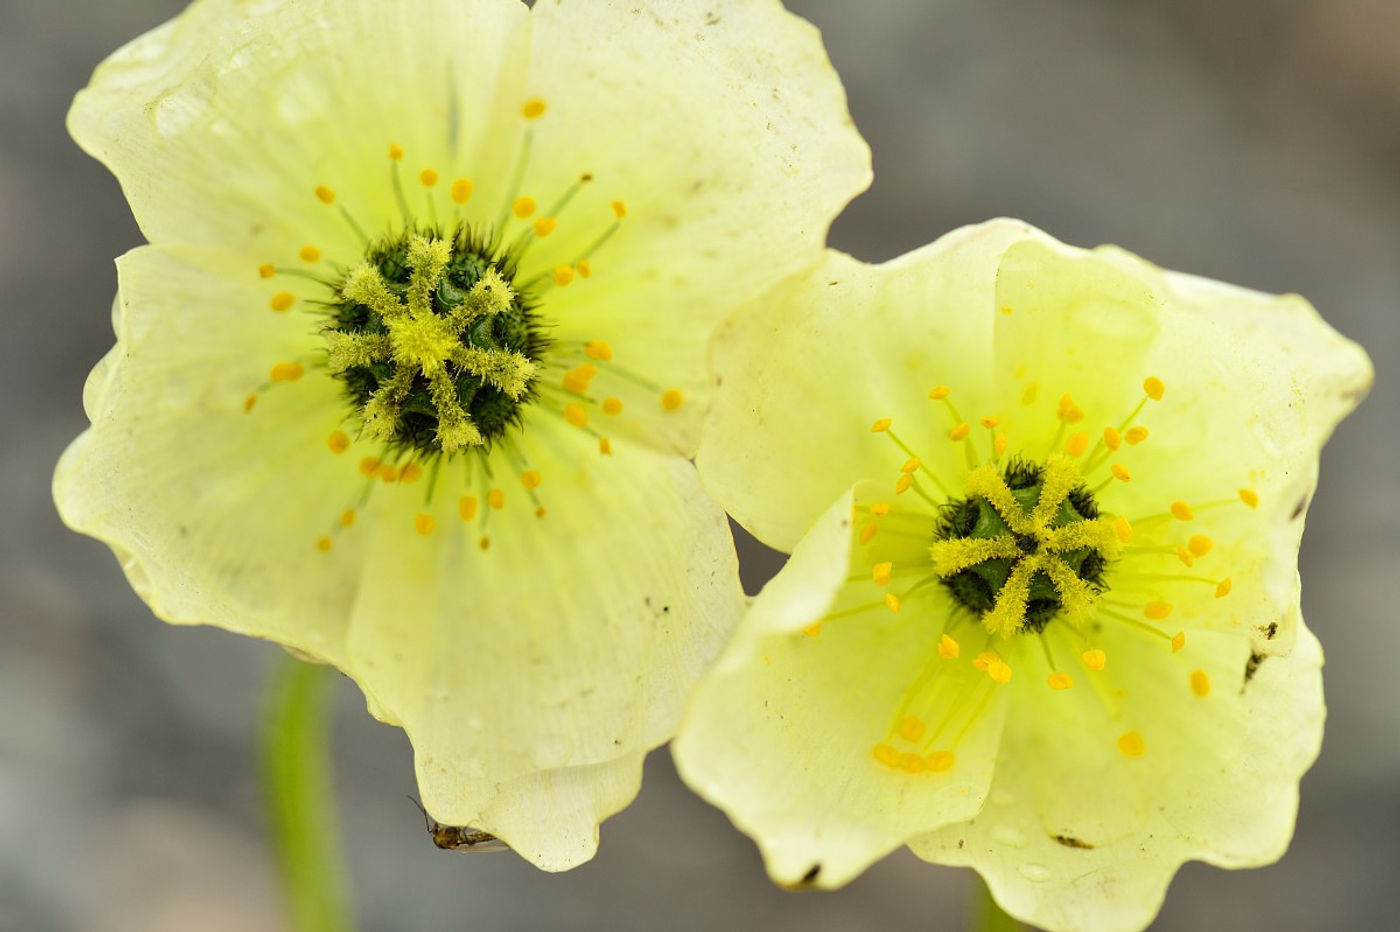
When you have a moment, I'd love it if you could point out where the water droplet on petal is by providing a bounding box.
[1018,863,1051,883]
[992,825,1027,849]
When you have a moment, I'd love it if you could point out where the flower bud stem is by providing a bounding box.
[261,654,355,932]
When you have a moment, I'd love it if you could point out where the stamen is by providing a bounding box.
[938,634,960,659]
[1124,426,1149,445]
[1117,731,1146,757]
[1190,670,1211,697]
[1171,501,1194,521]
[327,430,351,454]
[1239,488,1259,508]
[1143,377,1165,400]
[414,513,436,536]
[259,264,276,279]
[451,178,473,204]
[269,292,295,312]
[1048,672,1074,690]
[299,246,322,263]
[661,389,684,411]
[1081,648,1107,671]
[1187,535,1213,557]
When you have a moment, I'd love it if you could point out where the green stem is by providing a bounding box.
[261,655,354,932]
[976,878,1027,932]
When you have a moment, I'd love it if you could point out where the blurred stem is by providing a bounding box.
[262,654,354,932]
[976,878,1026,932]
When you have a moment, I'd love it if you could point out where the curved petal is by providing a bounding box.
[527,0,872,455]
[675,485,1008,888]
[698,220,1049,552]
[910,621,1325,932]
[344,426,742,845]
[67,0,533,255]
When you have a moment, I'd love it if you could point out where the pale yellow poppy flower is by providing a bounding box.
[55,0,870,869]
[675,219,1370,929]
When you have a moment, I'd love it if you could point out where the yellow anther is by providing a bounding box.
[418,168,438,187]
[534,217,558,237]
[520,470,543,489]
[859,521,878,544]
[611,200,628,219]
[563,403,588,427]
[479,535,491,551]
[387,143,404,161]
[1190,670,1212,698]
[451,178,473,203]
[315,185,336,204]
[513,196,536,218]
[458,496,479,521]
[340,509,356,528]
[987,659,1013,684]
[1115,515,1133,542]
[1143,377,1165,400]
[999,305,1013,315]
[269,362,304,382]
[243,394,257,412]
[299,245,321,263]
[1117,731,1146,758]
[414,513,435,536]
[1177,546,1195,567]
[1065,432,1089,457]
[972,651,998,671]
[899,752,927,774]
[1020,382,1039,405]
[576,259,592,278]
[1124,426,1149,445]
[562,364,597,393]
[980,416,1001,429]
[316,536,333,553]
[488,488,506,510]
[870,417,892,433]
[1111,463,1132,482]
[898,716,925,742]
[602,397,623,416]
[1057,393,1085,423]
[949,422,971,441]
[1102,426,1123,451]
[553,266,575,287]
[598,436,612,456]
[872,562,893,586]
[398,463,422,484]
[1082,648,1107,671]
[928,385,951,400]
[894,473,912,495]
[584,340,614,361]
[1144,601,1174,620]
[869,503,891,517]
[326,430,350,454]
[1171,501,1194,521]
[995,433,1008,455]
[1239,488,1259,508]
[358,457,381,477]
[535,506,547,519]
[1188,534,1214,557]
[900,457,920,473]
[884,593,901,613]
[872,743,900,768]
[938,634,960,659]
[661,389,685,411]
[521,97,547,119]
[802,621,822,638]
[1171,631,1186,653]
[1215,578,1233,598]
[1047,672,1074,690]
[376,463,400,483]
[258,263,276,279]
[269,292,295,312]
[926,751,956,773]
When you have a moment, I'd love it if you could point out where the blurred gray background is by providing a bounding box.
[2,0,1396,929]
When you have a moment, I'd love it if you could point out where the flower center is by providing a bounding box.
[930,457,1117,636]
[324,228,544,457]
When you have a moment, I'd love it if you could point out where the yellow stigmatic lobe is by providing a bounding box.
[325,232,538,456]
[931,456,1118,638]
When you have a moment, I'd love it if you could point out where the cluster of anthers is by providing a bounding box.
[802,376,1260,776]
[240,98,687,552]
